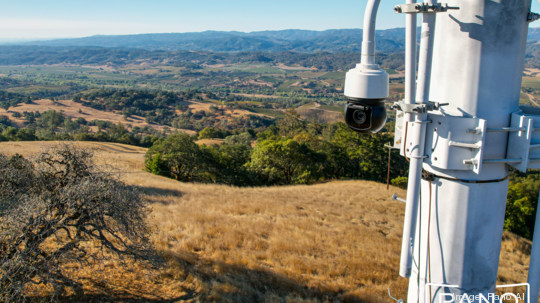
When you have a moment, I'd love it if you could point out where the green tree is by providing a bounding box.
[0,102,10,112]
[1,127,17,141]
[332,122,407,182]
[15,128,36,141]
[145,133,211,182]
[37,110,64,132]
[505,182,535,238]
[248,139,321,185]
[209,144,253,185]
[198,127,219,139]
[145,152,167,175]
[277,108,305,137]
[224,132,253,146]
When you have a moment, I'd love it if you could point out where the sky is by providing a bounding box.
[1,0,540,40]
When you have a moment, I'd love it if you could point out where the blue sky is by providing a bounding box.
[1,0,540,39]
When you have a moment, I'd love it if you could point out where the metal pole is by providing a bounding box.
[528,192,540,303]
[398,0,419,278]
[400,0,436,279]
[405,0,530,302]
[387,143,392,190]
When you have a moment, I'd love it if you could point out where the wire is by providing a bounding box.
[417,174,422,303]
[403,121,410,163]
[427,181,433,303]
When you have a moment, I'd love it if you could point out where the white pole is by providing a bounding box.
[400,0,437,279]
[528,193,540,303]
[405,0,530,302]
[397,1,417,278]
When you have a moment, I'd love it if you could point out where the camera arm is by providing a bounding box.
[361,0,383,69]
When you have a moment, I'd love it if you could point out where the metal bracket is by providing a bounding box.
[392,101,449,114]
[423,115,487,174]
[506,109,536,172]
[528,12,540,23]
[394,3,459,14]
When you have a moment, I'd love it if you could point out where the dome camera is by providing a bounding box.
[343,64,389,134]
[344,99,387,133]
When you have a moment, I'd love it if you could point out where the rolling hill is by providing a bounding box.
[0,141,531,302]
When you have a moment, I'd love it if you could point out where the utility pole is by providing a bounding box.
[394,1,534,302]
[344,0,540,302]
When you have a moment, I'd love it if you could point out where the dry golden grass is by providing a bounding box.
[0,141,532,302]
[177,100,270,118]
[196,139,225,146]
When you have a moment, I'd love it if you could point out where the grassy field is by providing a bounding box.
[0,141,531,302]
[318,105,343,112]
[319,72,346,80]
[0,66,137,80]
[245,107,286,118]
[383,69,398,75]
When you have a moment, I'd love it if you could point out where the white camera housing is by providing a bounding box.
[344,64,389,100]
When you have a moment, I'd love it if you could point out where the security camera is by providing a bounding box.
[343,64,389,134]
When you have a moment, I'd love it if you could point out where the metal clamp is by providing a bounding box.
[392,101,449,114]
[529,12,540,23]
[394,3,459,14]
[392,102,428,113]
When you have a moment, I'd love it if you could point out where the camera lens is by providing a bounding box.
[352,110,367,124]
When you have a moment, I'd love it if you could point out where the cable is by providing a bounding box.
[427,181,433,303]
[403,121,410,163]
[422,171,510,184]
[417,174,422,303]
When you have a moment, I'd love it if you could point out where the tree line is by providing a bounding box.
[145,109,409,187]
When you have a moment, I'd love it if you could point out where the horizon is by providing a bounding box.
[3,25,540,44]
[0,27,395,43]
[4,0,540,40]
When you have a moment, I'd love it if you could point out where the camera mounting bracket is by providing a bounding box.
[394,111,487,174]
[392,101,449,114]
[394,3,459,14]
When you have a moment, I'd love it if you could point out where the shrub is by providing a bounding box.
[0,144,151,302]
[391,176,408,189]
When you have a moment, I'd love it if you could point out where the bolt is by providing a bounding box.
[415,4,422,11]
[434,157,438,161]
[434,128,437,132]
[394,6,402,13]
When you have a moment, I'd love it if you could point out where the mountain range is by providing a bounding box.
[16,28,407,53]
[14,27,540,54]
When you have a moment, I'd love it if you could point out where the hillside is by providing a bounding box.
[1,98,195,135]
[0,141,531,302]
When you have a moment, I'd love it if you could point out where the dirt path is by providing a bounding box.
[526,93,540,107]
